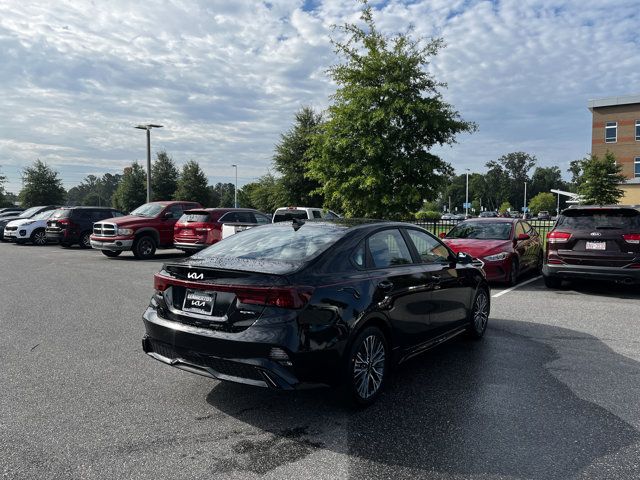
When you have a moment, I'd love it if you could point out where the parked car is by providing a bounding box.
[440,218,543,285]
[90,201,201,259]
[4,210,57,245]
[0,207,24,215]
[143,220,490,406]
[543,205,640,288]
[174,208,271,252]
[46,206,125,248]
[0,205,58,240]
[441,213,455,220]
[272,206,340,223]
[479,211,498,218]
[536,211,551,221]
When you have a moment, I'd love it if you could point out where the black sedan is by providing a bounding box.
[143,220,490,405]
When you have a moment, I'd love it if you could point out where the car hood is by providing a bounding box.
[443,238,512,257]
[0,216,25,226]
[6,218,35,227]
[98,215,155,226]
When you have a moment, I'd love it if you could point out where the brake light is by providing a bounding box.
[195,228,212,233]
[154,273,172,292]
[236,286,314,309]
[547,231,571,243]
[622,233,640,244]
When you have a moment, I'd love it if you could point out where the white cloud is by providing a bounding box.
[0,0,638,194]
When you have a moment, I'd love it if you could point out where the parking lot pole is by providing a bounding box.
[135,124,163,203]
[465,169,470,217]
[523,181,527,219]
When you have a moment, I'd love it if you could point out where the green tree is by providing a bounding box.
[307,4,475,218]
[528,192,556,215]
[0,167,7,207]
[151,150,179,201]
[112,163,147,212]
[240,173,286,213]
[209,182,236,208]
[19,160,66,207]
[530,166,564,198]
[273,107,323,207]
[174,160,209,206]
[577,152,626,205]
[498,201,513,215]
[486,152,537,210]
[483,162,512,210]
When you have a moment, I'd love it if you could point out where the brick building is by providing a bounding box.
[588,94,640,203]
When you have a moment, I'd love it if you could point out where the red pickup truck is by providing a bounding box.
[90,201,201,259]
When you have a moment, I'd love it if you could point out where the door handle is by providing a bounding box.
[377,280,394,292]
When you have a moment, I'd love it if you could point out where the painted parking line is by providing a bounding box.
[492,275,542,298]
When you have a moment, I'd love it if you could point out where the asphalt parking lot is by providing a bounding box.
[1,242,639,480]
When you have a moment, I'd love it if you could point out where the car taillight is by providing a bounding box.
[154,273,172,292]
[195,228,211,233]
[547,231,571,243]
[622,233,640,244]
[235,286,314,309]
[57,219,74,228]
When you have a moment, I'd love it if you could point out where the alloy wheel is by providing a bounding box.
[33,231,47,246]
[352,334,386,400]
[473,291,489,333]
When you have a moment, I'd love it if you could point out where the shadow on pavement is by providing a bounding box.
[501,275,640,301]
[205,320,640,478]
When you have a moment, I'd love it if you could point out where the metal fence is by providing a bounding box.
[410,218,556,240]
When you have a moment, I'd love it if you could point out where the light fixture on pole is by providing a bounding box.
[231,164,238,208]
[465,168,470,217]
[134,124,163,203]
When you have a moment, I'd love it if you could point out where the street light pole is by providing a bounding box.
[465,169,470,217]
[134,124,163,203]
[523,181,527,218]
[231,164,238,208]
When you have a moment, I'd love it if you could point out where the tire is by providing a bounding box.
[31,229,47,246]
[536,251,544,274]
[101,250,122,258]
[78,231,91,249]
[344,326,389,407]
[467,288,490,339]
[507,257,519,286]
[132,235,156,260]
[543,275,562,289]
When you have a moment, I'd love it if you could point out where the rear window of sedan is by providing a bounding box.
[179,211,211,223]
[557,209,640,230]
[196,223,345,263]
[446,221,513,240]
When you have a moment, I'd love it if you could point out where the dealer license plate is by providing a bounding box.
[182,289,215,315]
[585,241,606,250]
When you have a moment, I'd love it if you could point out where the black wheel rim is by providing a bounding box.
[353,335,385,400]
[140,240,153,256]
[473,292,489,332]
[81,234,90,247]
[34,232,46,245]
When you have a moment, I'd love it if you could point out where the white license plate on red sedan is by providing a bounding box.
[182,290,215,315]
[585,241,606,250]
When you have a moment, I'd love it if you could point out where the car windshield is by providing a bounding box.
[273,210,308,223]
[557,209,640,230]
[32,210,54,221]
[446,221,512,240]
[50,209,72,219]
[196,223,345,263]
[19,206,44,218]
[130,203,164,217]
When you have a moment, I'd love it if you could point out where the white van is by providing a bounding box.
[272,207,340,223]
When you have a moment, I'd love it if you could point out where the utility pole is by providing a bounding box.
[523,181,527,218]
[231,164,238,208]
[134,124,163,203]
[465,169,470,217]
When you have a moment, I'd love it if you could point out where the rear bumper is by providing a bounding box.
[46,230,74,243]
[90,237,133,251]
[174,241,208,251]
[142,306,319,390]
[543,263,640,284]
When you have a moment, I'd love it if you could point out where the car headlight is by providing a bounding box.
[117,228,134,236]
[484,252,509,262]
[21,221,35,226]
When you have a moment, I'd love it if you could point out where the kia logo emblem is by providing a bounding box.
[590,232,601,236]
[187,272,204,280]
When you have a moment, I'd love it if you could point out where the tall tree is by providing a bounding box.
[174,160,209,206]
[528,192,556,215]
[112,163,146,212]
[273,107,323,207]
[241,173,286,213]
[486,152,537,210]
[151,150,179,201]
[0,167,7,207]
[530,166,563,198]
[209,182,236,208]
[578,152,625,205]
[19,159,66,207]
[307,4,475,218]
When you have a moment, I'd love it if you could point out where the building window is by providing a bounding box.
[605,122,617,143]
[636,120,640,141]
[635,157,640,178]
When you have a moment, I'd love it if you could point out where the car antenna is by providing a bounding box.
[292,218,305,231]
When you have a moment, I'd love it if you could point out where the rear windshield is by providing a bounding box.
[446,221,513,240]
[557,209,640,230]
[50,209,72,219]
[273,210,308,222]
[180,211,211,223]
[196,224,345,263]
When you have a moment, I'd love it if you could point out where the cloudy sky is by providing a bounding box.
[1,0,639,194]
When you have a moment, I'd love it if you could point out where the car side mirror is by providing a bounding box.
[164,212,174,219]
[439,232,446,239]
[456,251,472,264]
[517,233,530,241]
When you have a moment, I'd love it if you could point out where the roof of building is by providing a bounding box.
[588,94,640,110]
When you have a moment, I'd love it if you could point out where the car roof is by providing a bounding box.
[59,206,118,210]
[458,217,518,223]
[183,208,261,213]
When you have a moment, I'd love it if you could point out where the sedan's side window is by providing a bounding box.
[254,214,270,224]
[367,229,413,268]
[406,229,451,264]
[515,222,526,237]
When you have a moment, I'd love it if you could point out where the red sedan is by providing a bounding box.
[441,218,543,285]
